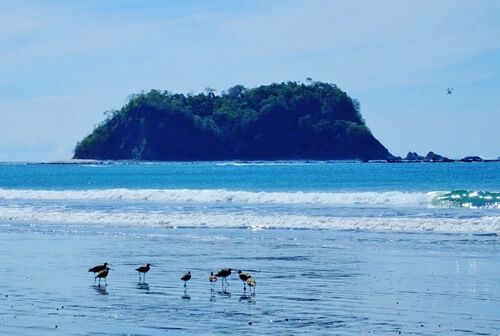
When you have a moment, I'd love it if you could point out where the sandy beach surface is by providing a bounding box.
[1,223,498,335]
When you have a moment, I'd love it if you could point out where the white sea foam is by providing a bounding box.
[0,206,498,234]
[0,188,434,206]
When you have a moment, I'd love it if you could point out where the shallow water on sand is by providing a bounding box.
[0,225,498,335]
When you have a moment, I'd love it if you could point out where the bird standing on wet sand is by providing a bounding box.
[209,272,217,292]
[215,268,232,287]
[95,267,110,285]
[246,275,256,295]
[88,262,108,275]
[181,271,191,288]
[136,264,150,282]
[238,270,250,291]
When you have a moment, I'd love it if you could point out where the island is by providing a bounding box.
[73,81,395,161]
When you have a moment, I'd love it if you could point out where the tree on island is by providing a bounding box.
[73,81,394,161]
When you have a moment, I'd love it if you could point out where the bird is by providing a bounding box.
[215,268,232,287]
[209,272,217,292]
[95,267,110,285]
[181,271,191,288]
[88,262,108,275]
[136,264,150,282]
[246,275,256,295]
[238,270,250,291]
[447,88,454,94]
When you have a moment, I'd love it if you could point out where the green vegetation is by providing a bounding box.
[73,81,393,160]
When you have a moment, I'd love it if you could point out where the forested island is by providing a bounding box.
[73,81,394,161]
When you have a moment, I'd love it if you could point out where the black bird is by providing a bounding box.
[215,268,232,287]
[238,270,250,291]
[447,88,454,94]
[88,262,108,275]
[95,267,110,285]
[136,264,150,282]
[181,271,191,288]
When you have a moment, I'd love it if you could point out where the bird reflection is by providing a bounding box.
[239,295,256,305]
[92,284,108,295]
[239,294,251,301]
[137,283,150,291]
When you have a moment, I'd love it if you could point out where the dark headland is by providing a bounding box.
[73,81,394,161]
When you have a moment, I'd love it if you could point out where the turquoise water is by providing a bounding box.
[0,161,498,192]
[0,161,498,232]
[0,161,499,335]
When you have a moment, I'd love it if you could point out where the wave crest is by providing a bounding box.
[1,208,498,234]
[1,188,497,208]
[0,188,433,206]
[433,190,500,209]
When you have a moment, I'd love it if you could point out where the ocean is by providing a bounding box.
[0,161,498,335]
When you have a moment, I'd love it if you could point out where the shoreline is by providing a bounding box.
[1,226,498,335]
[2,158,498,165]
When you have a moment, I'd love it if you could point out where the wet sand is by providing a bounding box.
[0,224,499,335]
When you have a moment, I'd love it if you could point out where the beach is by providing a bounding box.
[1,225,498,335]
[0,161,498,335]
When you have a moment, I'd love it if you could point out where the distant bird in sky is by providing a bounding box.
[88,262,108,275]
[136,264,150,282]
[95,267,110,285]
[447,88,454,94]
[181,271,191,288]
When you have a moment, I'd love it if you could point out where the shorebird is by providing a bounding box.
[136,264,150,282]
[238,270,250,291]
[246,275,256,295]
[95,267,110,285]
[209,272,217,292]
[215,268,232,287]
[88,262,108,275]
[181,271,191,288]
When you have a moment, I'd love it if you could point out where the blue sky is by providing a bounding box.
[1,0,499,161]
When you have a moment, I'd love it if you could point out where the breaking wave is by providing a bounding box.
[0,188,498,208]
[0,207,498,234]
[0,188,498,233]
[0,188,434,206]
[433,190,500,209]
